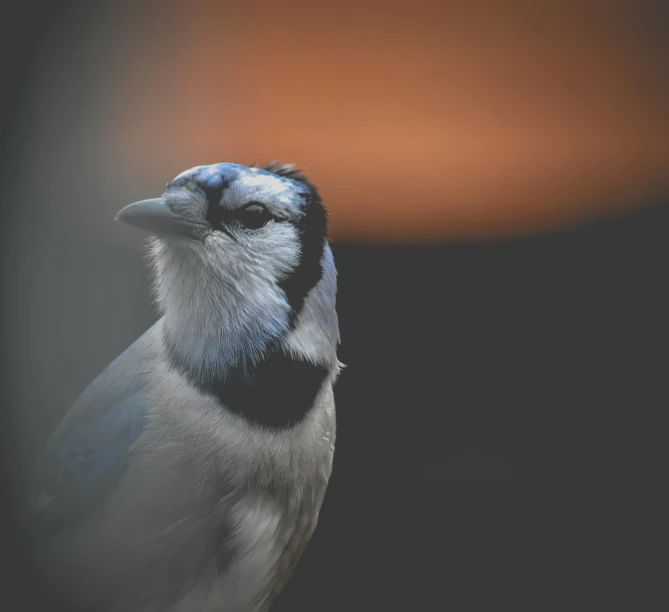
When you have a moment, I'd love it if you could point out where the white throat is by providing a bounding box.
[148,237,339,383]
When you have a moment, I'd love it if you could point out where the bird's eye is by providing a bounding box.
[232,203,273,230]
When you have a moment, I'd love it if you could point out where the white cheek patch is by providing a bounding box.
[205,220,300,281]
[230,223,301,280]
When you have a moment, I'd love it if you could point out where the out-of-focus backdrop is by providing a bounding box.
[2,0,668,608]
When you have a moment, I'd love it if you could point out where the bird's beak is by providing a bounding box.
[115,198,204,237]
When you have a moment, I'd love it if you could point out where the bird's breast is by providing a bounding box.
[203,477,329,612]
[149,370,336,611]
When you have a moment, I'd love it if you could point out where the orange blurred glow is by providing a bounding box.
[113,0,669,242]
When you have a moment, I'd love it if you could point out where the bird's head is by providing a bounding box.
[116,162,338,381]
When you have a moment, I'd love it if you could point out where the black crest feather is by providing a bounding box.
[263,161,311,183]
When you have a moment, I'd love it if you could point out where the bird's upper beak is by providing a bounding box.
[115,198,204,237]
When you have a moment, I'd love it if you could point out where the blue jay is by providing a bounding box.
[31,162,341,611]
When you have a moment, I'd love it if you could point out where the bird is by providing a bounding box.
[30,162,341,612]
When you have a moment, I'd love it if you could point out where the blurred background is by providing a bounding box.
[2,0,668,608]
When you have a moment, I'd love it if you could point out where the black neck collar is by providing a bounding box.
[189,343,330,429]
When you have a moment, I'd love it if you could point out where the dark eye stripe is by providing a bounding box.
[203,181,230,228]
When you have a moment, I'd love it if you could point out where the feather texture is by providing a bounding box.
[32,162,340,612]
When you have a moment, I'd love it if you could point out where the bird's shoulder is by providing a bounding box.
[32,323,164,525]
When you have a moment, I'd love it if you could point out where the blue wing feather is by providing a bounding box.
[33,326,160,526]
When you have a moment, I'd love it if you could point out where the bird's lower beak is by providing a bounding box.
[115,198,204,237]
